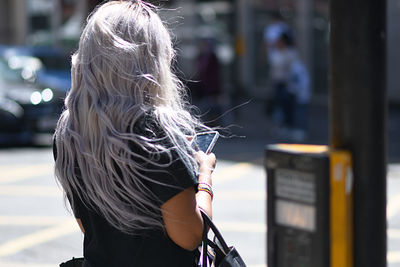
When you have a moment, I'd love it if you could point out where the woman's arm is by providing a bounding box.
[161,151,216,251]
[76,218,85,233]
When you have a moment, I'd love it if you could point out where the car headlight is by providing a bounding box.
[30,91,42,105]
[30,88,53,105]
[41,88,53,102]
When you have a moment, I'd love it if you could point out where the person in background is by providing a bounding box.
[288,55,311,141]
[53,1,217,266]
[267,31,297,132]
[194,38,222,127]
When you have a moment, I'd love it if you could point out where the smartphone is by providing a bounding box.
[191,131,219,154]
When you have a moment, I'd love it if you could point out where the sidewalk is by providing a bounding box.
[214,98,400,164]
[214,98,328,165]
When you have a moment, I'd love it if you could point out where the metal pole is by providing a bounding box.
[329,1,387,267]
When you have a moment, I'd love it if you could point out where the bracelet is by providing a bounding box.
[198,181,212,188]
[198,182,214,200]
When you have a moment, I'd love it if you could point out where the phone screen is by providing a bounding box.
[192,131,219,153]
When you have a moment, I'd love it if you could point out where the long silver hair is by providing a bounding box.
[54,0,207,234]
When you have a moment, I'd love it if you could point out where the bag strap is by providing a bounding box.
[202,235,208,266]
[201,211,210,266]
[200,210,230,254]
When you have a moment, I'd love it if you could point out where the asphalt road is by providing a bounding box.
[0,146,399,267]
[0,147,266,266]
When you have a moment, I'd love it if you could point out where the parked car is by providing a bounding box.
[0,45,72,93]
[0,48,67,145]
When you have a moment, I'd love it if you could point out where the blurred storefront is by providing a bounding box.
[1,0,399,103]
[0,0,86,48]
[159,0,329,103]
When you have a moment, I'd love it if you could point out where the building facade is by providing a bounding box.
[1,0,398,102]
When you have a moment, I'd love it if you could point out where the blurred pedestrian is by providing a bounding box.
[288,56,311,141]
[53,1,217,266]
[267,31,297,130]
[194,38,222,127]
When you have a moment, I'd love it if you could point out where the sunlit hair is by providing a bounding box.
[54,0,208,234]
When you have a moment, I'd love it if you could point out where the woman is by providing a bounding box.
[53,1,216,266]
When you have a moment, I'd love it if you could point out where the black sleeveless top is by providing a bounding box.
[53,116,198,267]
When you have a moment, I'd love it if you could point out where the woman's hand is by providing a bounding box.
[194,151,216,184]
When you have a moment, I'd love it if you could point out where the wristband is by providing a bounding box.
[198,182,214,200]
[198,181,212,189]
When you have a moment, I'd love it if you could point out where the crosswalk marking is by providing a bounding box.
[216,190,265,200]
[214,162,256,185]
[388,194,400,220]
[0,216,69,226]
[0,262,55,267]
[217,221,266,233]
[388,229,400,239]
[388,251,400,264]
[0,164,53,185]
[0,219,80,257]
[0,185,62,197]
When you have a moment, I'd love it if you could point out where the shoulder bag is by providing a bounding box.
[199,210,247,267]
[59,257,84,267]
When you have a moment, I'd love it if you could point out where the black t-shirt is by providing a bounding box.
[54,116,198,267]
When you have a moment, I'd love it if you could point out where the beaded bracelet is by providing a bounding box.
[198,182,214,200]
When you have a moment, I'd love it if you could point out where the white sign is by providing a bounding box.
[275,199,316,232]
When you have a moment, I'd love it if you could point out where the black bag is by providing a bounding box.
[59,257,84,267]
[199,210,246,267]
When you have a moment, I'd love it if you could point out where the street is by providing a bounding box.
[0,146,399,266]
